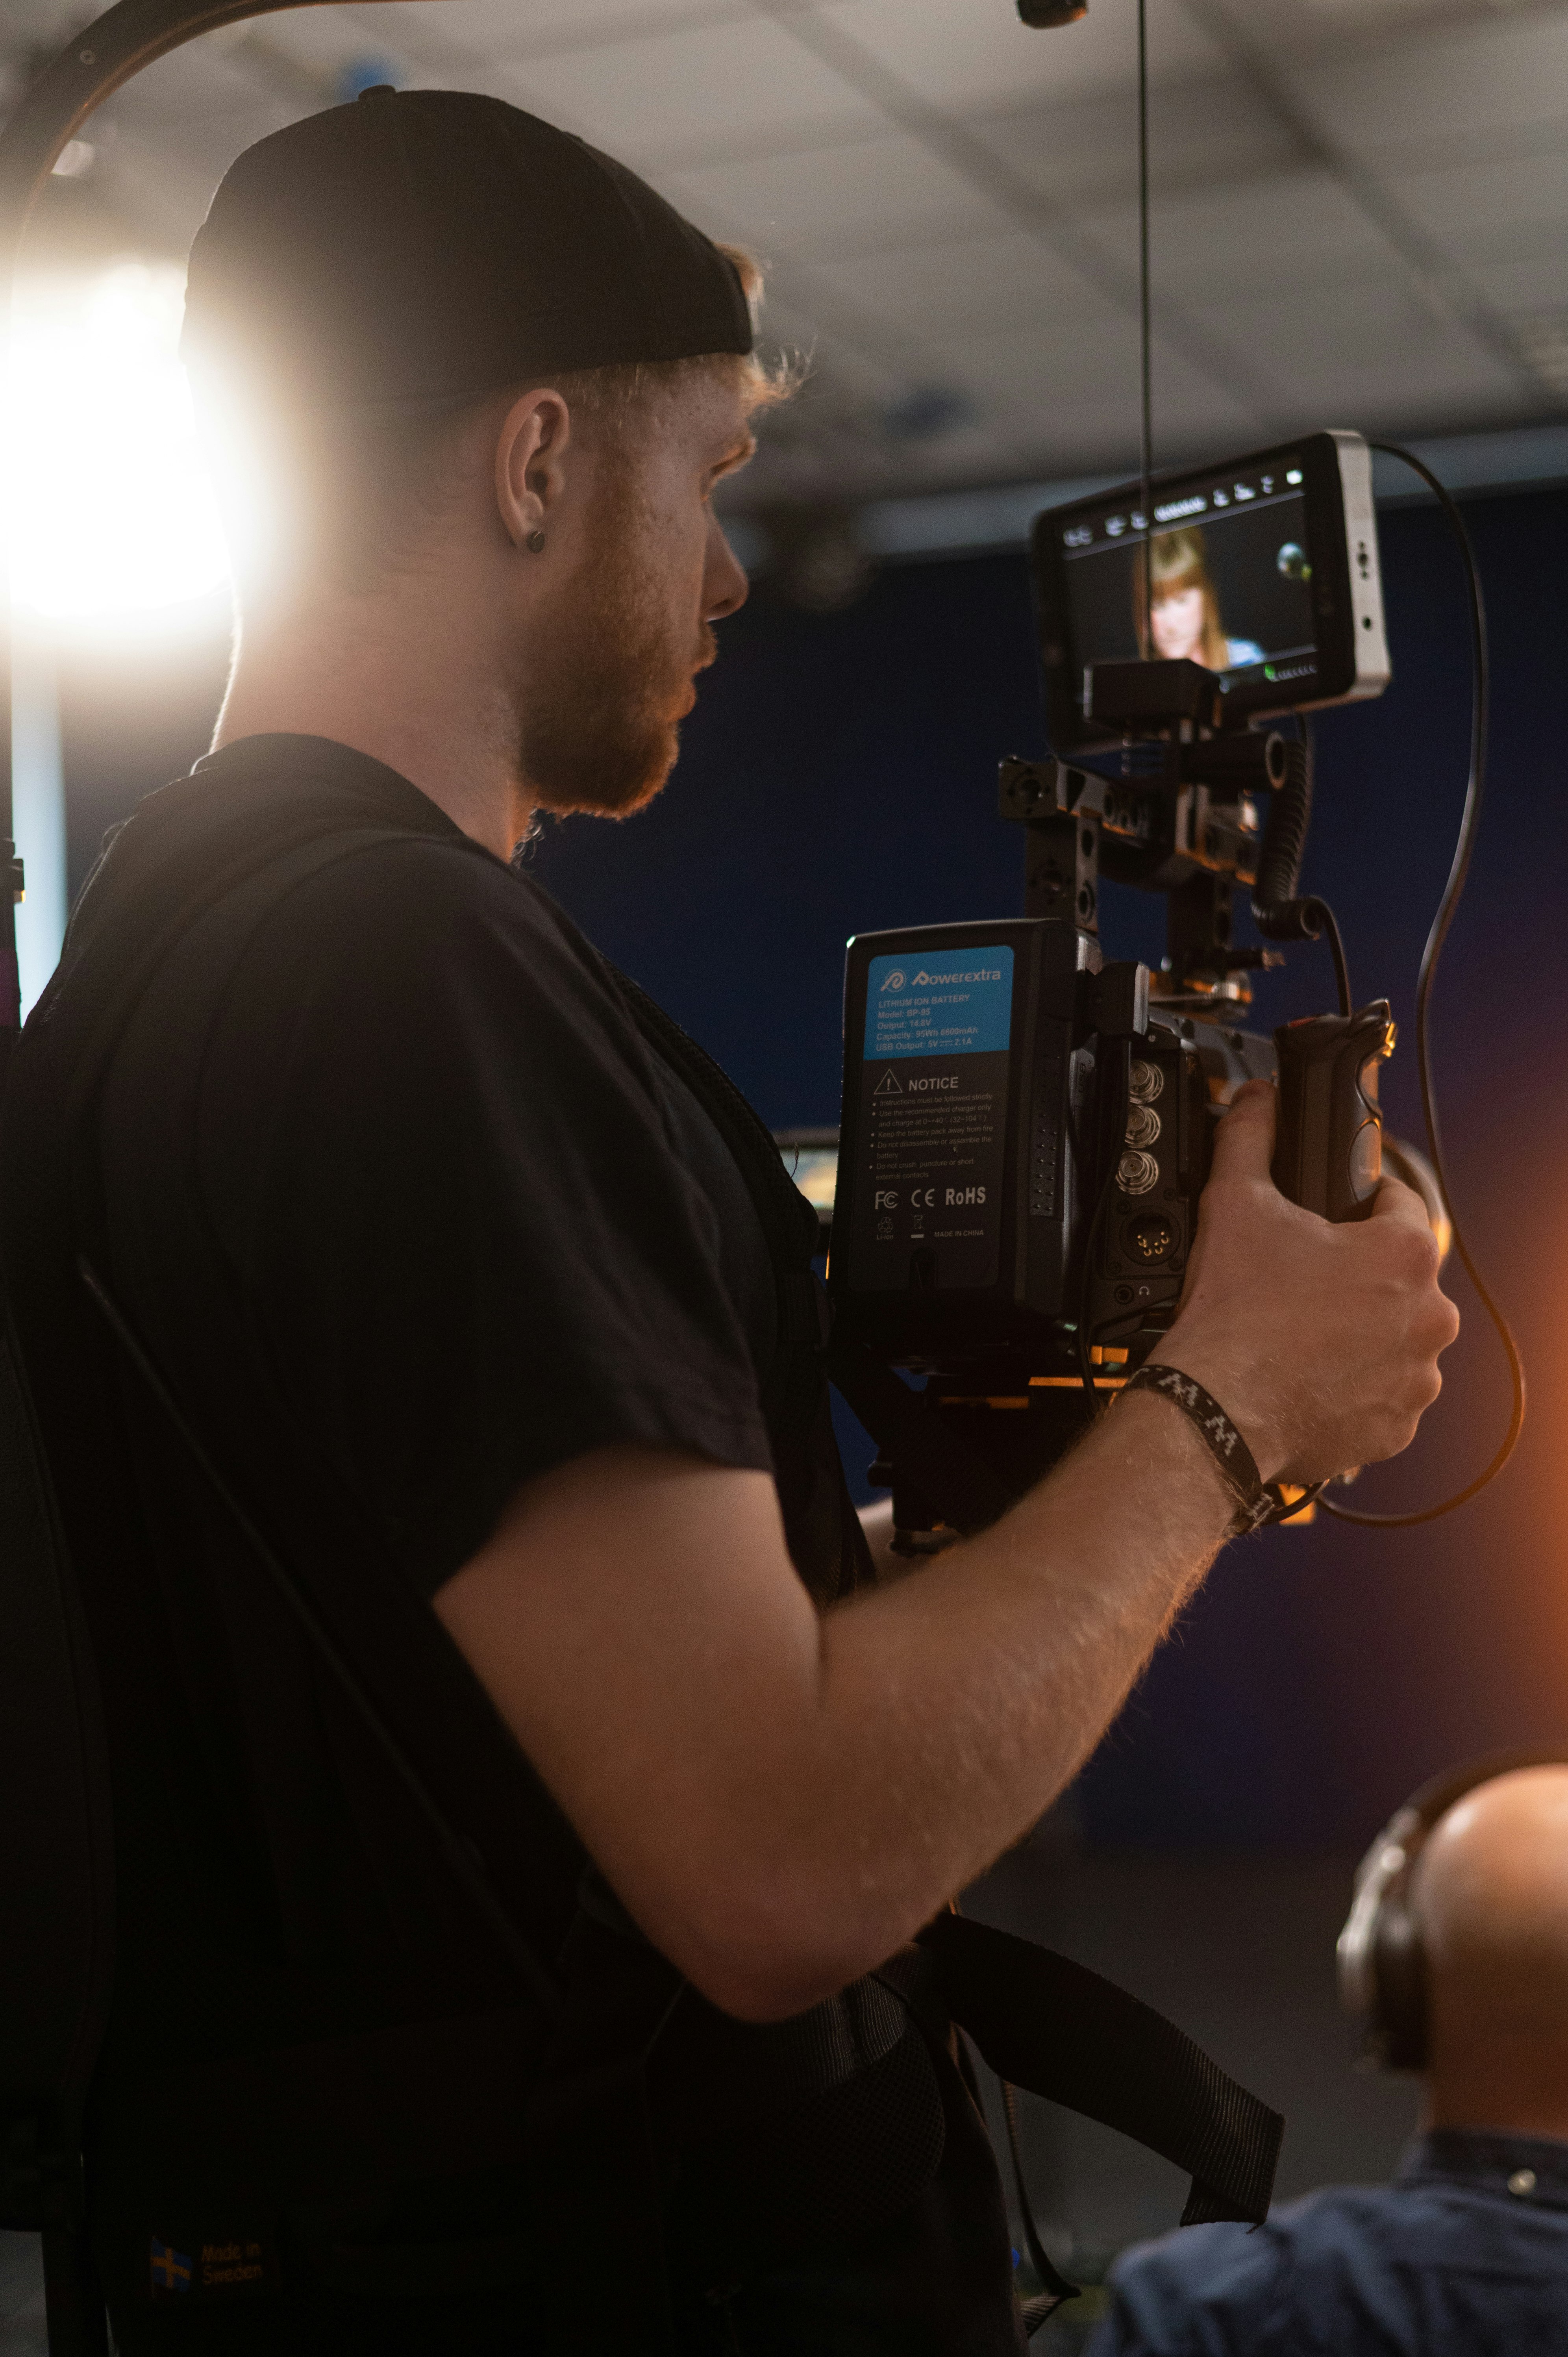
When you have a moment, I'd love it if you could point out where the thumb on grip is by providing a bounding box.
[1208,1080,1277,1186]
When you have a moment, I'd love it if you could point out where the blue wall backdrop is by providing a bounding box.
[60,485,1568,1853]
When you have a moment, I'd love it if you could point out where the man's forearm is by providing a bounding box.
[738,1390,1234,2010]
[439,1392,1233,2023]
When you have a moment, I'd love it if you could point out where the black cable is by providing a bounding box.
[1288,727,1355,1015]
[1317,443,1524,1527]
[1252,721,1351,1015]
[947,1896,1079,2318]
[1299,895,1352,1019]
[1001,2077,1080,2319]
[1136,0,1153,658]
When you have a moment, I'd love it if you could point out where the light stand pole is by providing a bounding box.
[10,620,65,1018]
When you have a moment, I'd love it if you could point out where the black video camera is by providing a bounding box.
[822,431,1438,1544]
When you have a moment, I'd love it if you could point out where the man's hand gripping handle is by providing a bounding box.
[1159,1078,1459,1490]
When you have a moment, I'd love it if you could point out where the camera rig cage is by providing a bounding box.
[827,435,1412,1543]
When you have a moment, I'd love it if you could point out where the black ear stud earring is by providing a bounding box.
[527,529,546,554]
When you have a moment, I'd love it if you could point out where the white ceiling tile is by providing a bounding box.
[240,10,398,81]
[941,384,1143,472]
[496,16,879,159]
[742,277,917,391]
[752,265,970,412]
[950,315,1133,411]
[1474,252,1568,315]
[6,0,97,58]
[740,282,829,351]
[348,0,752,57]
[86,125,249,257]
[1388,150,1568,248]
[1187,281,1524,413]
[1294,0,1453,18]
[945,319,1260,451]
[1291,13,1568,154]
[802,229,1112,340]
[1286,368,1536,438]
[810,0,1227,114]
[798,340,912,410]
[659,132,1010,259]
[104,32,273,128]
[1082,170,1407,295]
[1127,340,1275,448]
[972,72,1299,211]
[1225,0,1506,56]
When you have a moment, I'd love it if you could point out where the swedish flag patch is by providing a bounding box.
[147,2223,278,2301]
[149,2238,192,2296]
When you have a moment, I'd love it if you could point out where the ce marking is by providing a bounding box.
[909,1186,936,1209]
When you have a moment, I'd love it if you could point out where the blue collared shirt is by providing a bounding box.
[1086,2130,1568,2355]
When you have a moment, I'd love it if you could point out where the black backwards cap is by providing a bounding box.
[181,87,754,409]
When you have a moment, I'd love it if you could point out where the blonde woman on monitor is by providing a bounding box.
[1135,527,1264,673]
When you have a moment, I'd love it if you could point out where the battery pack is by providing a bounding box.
[831,919,1100,1361]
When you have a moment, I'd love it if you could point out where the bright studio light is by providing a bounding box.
[6,260,229,623]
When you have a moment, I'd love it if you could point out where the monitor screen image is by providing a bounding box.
[1059,457,1318,716]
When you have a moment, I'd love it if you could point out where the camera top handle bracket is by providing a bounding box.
[999,654,1330,1012]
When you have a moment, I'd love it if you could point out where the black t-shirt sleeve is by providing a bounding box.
[194,838,775,1595]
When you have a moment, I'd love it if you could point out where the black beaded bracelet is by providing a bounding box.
[1119,1363,1279,1535]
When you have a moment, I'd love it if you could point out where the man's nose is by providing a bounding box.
[705,514,749,622]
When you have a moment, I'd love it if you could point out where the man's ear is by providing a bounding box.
[494,388,573,551]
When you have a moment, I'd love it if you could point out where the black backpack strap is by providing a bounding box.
[606,965,876,1603]
[893,1913,1283,2229]
[0,1019,113,2357]
[605,966,820,1276]
[606,972,1016,1558]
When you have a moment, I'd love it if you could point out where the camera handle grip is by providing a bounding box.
[1271,1002,1396,1223]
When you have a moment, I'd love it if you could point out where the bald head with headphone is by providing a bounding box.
[1340,1751,1568,2139]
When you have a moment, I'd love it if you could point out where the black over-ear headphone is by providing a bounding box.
[1337,1747,1568,2072]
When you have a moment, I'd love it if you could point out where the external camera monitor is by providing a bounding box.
[1031,429,1390,754]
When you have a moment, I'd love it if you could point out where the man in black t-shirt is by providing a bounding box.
[13,91,1458,2355]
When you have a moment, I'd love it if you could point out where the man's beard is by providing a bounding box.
[515,471,713,821]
